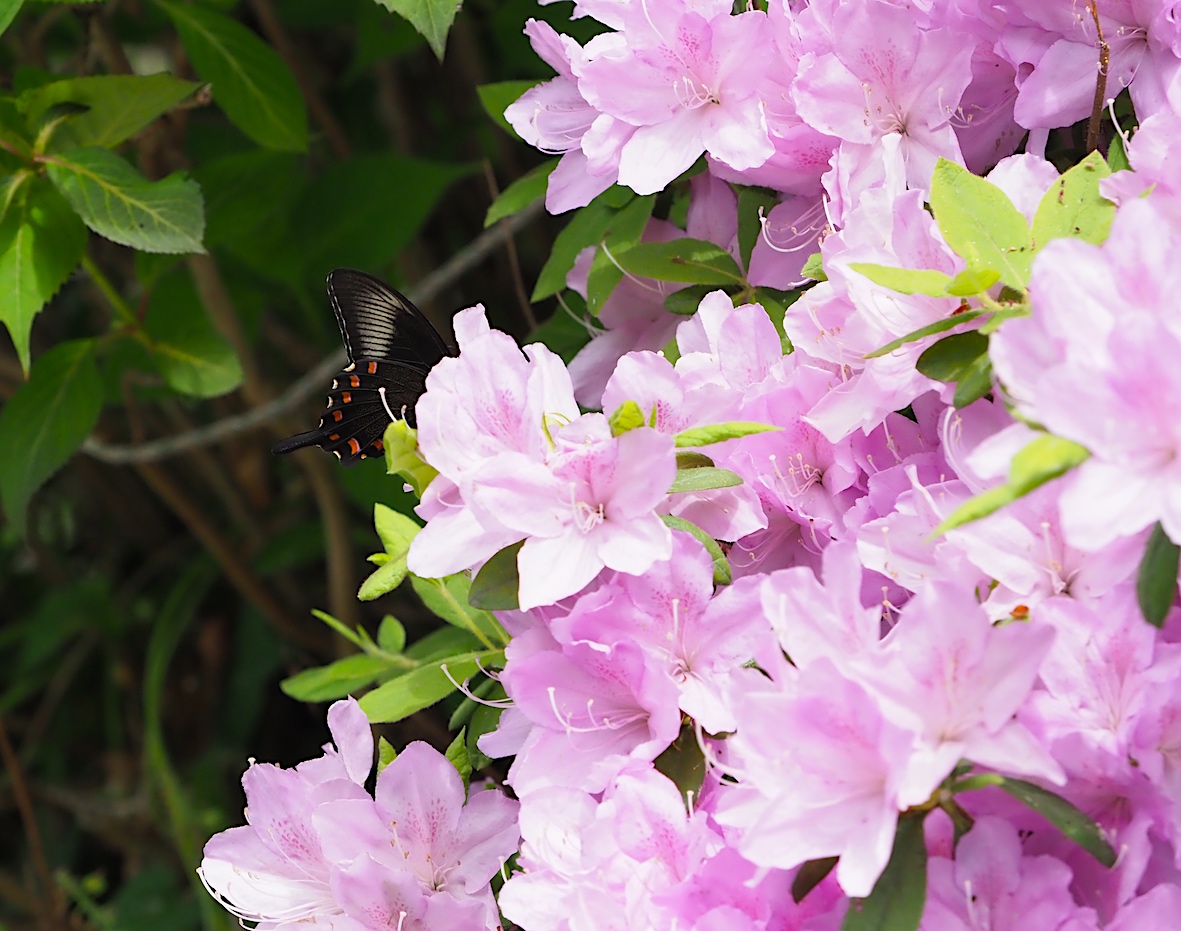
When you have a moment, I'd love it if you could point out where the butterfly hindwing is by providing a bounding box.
[327,268,450,369]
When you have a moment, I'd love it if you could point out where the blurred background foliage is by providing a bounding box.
[0,0,596,927]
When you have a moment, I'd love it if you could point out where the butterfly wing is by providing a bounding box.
[327,268,451,369]
[271,359,428,466]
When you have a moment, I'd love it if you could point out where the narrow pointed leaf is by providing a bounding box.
[996,777,1116,866]
[375,0,462,60]
[468,541,524,610]
[841,813,927,931]
[668,467,743,494]
[661,515,730,586]
[359,649,504,723]
[1137,522,1180,628]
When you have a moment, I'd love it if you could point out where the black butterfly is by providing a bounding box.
[272,268,455,466]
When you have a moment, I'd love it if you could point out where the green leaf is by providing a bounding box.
[841,812,927,931]
[279,653,393,702]
[194,149,303,249]
[929,157,1033,291]
[946,266,1002,296]
[608,400,645,436]
[675,451,715,470]
[668,467,743,494]
[736,185,778,270]
[19,74,201,152]
[532,191,626,302]
[45,146,205,254]
[477,79,542,138]
[384,420,438,498]
[586,193,655,314]
[653,723,706,798]
[933,434,1091,535]
[158,0,307,152]
[661,515,731,586]
[467,700,502,770]
[485,158,557,227]
[673,421,780,447]
[915,331,989,383]
[375,0,461,60]
[614,237,745,286]
[358,504,421,600]
[0,339,102,534]
[792,858,839,904]
[359,649,504,723]
[410,573,509,648]
[996,777,1117,866]
[865,311,987,359]
[1031,150,1114,248]
[850,263,954,297]
[143,270,243,398]
[1107,132,1131,173]
[664,284,717,315]
[527,292,596,363]
[377,615,407,653]
[0,177,86,372]
[468,541,523,610]
[801,251,826,281]
[951,353,993,408]
[403,625,480,663]
[445,730,472,785]
[0,0,24,39]
[1137,522,1179,628]
[376,736,397,774]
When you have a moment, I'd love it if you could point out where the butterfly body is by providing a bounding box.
[272,269,454,465]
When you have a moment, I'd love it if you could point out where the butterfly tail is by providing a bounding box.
[271,427,332,456]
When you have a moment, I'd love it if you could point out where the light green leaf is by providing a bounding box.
[614,237,745,286]
[668,467,743,494]
[801,251,826,281]
[1137,522,1179,628]
[946,266,1001,296]
[468,541,523,610]
[0,177,86,373]
[45,146,205,254]
[377,615,406,653]
[359,649,504,723]
[143,270,242,397]
[673,421,780,448]
[0,339,102,534]
[384,420,438,497]
[850,262,954,297]
[841,813,927,931]
[358,504,421,600]
[865,310,987,359]
[661,515,731,586]
[1107,131,1130,173]
[279,653,393,702]
[377,736,397,773]
[608,400,645,436]
[586,193,655,314]
[933,434,1091,535]
[929,158,1033,291]
[485,158,556,227]
[1031,150,1114,248]
[410,573,509,649]
[445,730,472,785]
[0,0,24,39]
[532,191,626,301]
[158,0,307,152]
[375,0,461,60]
[19,73,201,152]
[915,331,988,383]
[477,79,542,137]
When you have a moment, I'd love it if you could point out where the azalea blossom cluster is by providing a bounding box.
[201,1,1181,929]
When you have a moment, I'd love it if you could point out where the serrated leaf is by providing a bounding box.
[0,177,86,372]
[384,420,438,498]
[376,736,397,774]
[279,653,393,702]
[792,857,839,904]
[19,73,201,152]
[915,331,989,383]
[1031,150,1114,248]
[0,339,102,534]
[850,262,954,297]
[929,158,1032,291]
[668,467,742,494]
[377,615,406,653]
[468,541,523,610]
[1137,522,1179,628]
[933,434,1090,535]
[485,158,556,227]
[158,0,307,152]
[532,191,625,302]
[609,400,645,436]
[477,79,542,138]
[997,777,1116,866]
[143,270,242,397]
[586,193,655,314]
[865,311,986,359]
[410,573,509,648]
[841,813,927,931]
[45,146,205,254]
[445,730,472,785]
[661,515,730,586]
[614,237,745,286]
[801,251,826,281]
[359,649,504,723]
[375,0,461,60]
[673,421,780,448]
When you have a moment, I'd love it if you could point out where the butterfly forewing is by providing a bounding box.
[327,268,450,369]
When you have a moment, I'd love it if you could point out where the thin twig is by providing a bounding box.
[1085,0,1110,154]
[82,203,546,464]
[482,160,537,331]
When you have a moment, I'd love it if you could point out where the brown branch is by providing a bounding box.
[1085,0,1110,154]
[483,160,537,331]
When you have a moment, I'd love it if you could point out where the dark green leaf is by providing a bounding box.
[951,353,993,408]
[673,421,780,447]
[792,857,839,904]
[279,654,393,702]
[532,191,627,301]
[586,193,655,314]
[410,573,509,648]
[841,813,927,931]
[915,331,989,383]
[477,79,542,137]
[929,158,1033,291]
[1138,522,1179,628]
[997,777,1117,866]
[445,730,472,784]
[467,700,503,770]
[1107,132,1130,173]
[675,451,714,470]
[359,649,504,723]
[468,541,523,610]
[143,270,243,397]
[614,237,745,286]
[403,625,480,663]
[865,311,986,358]
[0,339,102,534]
[526,293,596,363]
[485,158,557,226]
[661,515,731,586]
[653,723,706,798]
[0,177,86,372]
[158,0,308,151]
[751,287,797,353]
[0,0,24,39]
[375,0,462,60]
[1031,150,1114,248]
[668,467,743,494]
[19,74,201,152]
[194,148,303,248]
[664,284,716,315]
[736,185,778,270]
[46,146,205,254]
